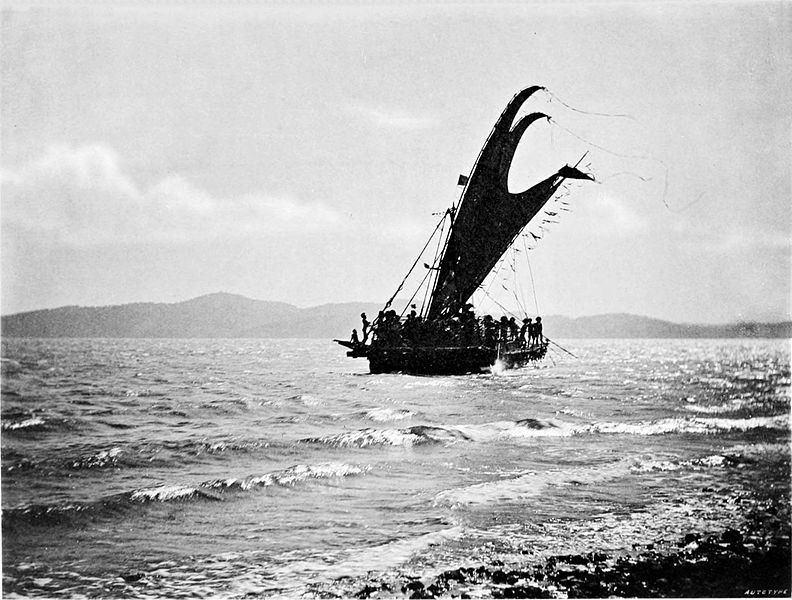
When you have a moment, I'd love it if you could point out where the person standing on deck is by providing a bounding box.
[520,318,531,347]
[499,316,509,342]
[535,316,543,344]
[508,317,519,342]
[360,313,370,343]
[527,319,537,346]
[482,315,497,347]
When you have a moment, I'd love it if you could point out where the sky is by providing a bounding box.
[1,1,790,324]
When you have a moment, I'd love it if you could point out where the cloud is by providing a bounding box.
[1,144,342,246]
[345,101,437,130]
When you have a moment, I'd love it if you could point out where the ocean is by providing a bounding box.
[1,338,789,598]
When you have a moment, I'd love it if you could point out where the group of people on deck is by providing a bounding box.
[350,305,544,349]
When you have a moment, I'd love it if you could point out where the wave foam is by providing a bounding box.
[71,447,122,469]
[435,460,633,507]
[306,413,787,451]
[2,417,46,431]
[130,485,215,503]
[304,428,428,448]
[586,414,788,436]
[630,454,731,473]
[306,418,572,448]
[364,408,415,422]
[204,463,368,492]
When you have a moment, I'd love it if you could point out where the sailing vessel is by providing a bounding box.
[336,86,593,375]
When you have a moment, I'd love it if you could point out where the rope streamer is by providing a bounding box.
[550,118,673,210]
[543,89,636,121]
[596,171,654,184]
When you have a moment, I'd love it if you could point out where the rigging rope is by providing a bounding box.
[420,213,449,317]
[380,210,449,317]
[523,237,540,315]
[400,264,434,318]
[475,252,510,316]
[549,118,673,210]
[513,248,530,319]
[596,171,653,183]
[481,287,518,319]
[543,89,636,121]
[509,248,527,318]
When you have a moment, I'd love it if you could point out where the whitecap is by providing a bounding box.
[130,485,204,502]
[2,417,45,431]
[205,463,368,492]
[586,414,788,436]
[364,407,415,422]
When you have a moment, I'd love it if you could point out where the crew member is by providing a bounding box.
[520,318,531,347]
[360,313,370,342]
[508,317,519,341]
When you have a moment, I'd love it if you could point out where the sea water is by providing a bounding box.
[1,338,789,598]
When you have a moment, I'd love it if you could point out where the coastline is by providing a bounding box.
[321,447,791,599]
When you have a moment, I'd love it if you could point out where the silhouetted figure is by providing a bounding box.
[520,318,531,347]
[482,315,497,347]
[361,313,370,342]
[403,308,419,344]
[383,310,401,345]
[350,329,360,344]
[413,315,424,344]
[498,316,509,343]
[508,317,519,341]
[535,316,543,344]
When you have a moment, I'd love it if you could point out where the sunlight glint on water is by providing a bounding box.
[1,338,789,598]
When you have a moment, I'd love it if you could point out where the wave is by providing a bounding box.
[630,454,736,473]
[200,463,368,492]
[3,435,279,475]
[435,460,634,507]
[69,446,123,469]
[2,462,367,528]
[2,416,47,432]
[303,418,571,448]
[303,412,787,450]
[302,427,436,448]
[585,414,789,436]
[261,525,464,600]
[679,396,767,414]
[435,441,774,508]
[364,407,415,422]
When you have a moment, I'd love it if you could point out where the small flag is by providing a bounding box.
[457,174,469,187]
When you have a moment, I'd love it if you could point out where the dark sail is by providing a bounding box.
[426,87,593,320]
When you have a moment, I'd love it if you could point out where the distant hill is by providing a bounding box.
[542,313,792,339]
[2,293,790,339]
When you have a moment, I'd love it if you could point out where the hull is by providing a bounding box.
[359,342,547,375]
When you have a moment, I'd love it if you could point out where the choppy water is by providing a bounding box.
[1,338,789,598]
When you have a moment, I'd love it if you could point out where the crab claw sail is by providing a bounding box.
[426,86,593,320]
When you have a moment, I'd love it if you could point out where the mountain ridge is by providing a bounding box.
[2,293,790,339]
